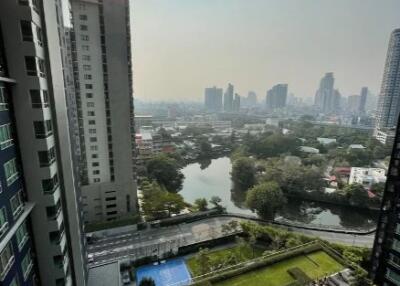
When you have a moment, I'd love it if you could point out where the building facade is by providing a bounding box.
[375,29,400,130]
[204,86,223,112]
[71,0,137,223]
[266,84,288,111]
[359,87,368,114]
[0,1,88,285]
[223,83,234,112]
[314,73,341,114]
[0,29,37,286]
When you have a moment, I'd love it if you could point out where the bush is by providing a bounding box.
[287,267,313,284]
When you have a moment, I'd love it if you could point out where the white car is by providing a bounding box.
[121,272,130,285]
[87,254,94,263]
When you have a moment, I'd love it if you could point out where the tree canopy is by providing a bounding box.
[146,154,185,192]
[246,181,286,220]
[231,157,256,190]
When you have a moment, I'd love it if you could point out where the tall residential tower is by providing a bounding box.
[71,0,137,223]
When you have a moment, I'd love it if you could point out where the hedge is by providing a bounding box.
[287,267,313,284]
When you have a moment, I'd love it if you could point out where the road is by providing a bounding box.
[87,217,375,266]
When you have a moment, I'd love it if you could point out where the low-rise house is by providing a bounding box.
[317,137,337,145]
[349,167,386,188]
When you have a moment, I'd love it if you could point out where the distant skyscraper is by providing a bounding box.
[375,29,400,129]
[204,86,223,112]
[359,87,368,114]
[314,72,341,114]
[347,95,360,113]
[223,83,234,112]
[266,84,288,110]
[247,91,258,107]
[233,93,241,112]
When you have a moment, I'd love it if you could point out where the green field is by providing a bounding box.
[187,245,265,276]
[214,251,344,286]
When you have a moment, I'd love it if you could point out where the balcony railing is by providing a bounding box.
[0,256,14,281]
[6,172,19,186]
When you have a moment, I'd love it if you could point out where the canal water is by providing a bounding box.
[180,157,378,230]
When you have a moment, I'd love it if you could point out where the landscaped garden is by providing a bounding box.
[214,250,344,286]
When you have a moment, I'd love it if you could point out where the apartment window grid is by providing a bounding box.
[98,4,114,180]
[21,250,33,280]
[0,243,14,280]
[0,123,13,150]
[0,207,8,238]
[0,86,8,111]
[16,222,29,250]
[4,158,19,186]
[10,190,24,218]
[30,89,49,108]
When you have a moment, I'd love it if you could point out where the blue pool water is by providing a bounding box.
[136,258,192,286]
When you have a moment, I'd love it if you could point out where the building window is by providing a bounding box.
[84,74,92,80]
[105,197,116,201]
[86,93,93,98]
[88,111,95,116]
[0,243,14,279]
[21,251,33,280]
[93,170,100,175]
[79,15,88,21]
[82,45,89,51]
[33,120,53,138]
[80,25,88,31]
[90,146,98,151]
[88,128,96,134]
[0,124,13,150]
[88,120,96,125]
[0,87,8,111]
[42,174,59,194]
[25,56,37,76]
[10,191,24,218]
[92,162,99,167]
[107,211,117,216]
[81,35,89,41]
[106,204,117,209]
[85,84,93,89]
[30,89,49,108]
[87,102,95,108]
[36,26,43,46]
[92,154,98,159]
[20,21,33,42]
[38,147,56,167]
[0,208,8,238]
[89,137,97,143]
[16,222,29,250]
[83,55,90,61]
[83,65,91,71]
[4,158,19,186]
[93,178,100,183]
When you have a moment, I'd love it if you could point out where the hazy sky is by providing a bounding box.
[132,0,400,102]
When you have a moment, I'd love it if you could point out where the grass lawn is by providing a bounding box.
[214,250,344,286]
[186,245,265,276]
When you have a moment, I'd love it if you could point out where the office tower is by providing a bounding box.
[0,1,87,286]
[376,29,400,129]
[246,91,257,107]
[204,86,223,112]
[223,83,234,112]
[0,30,38,286]
[233,93,241,112]
[266,84,288,110]
[71,0,137,223]
[314,72,341,114]
[347,95,360,113]
[359,87,368,114]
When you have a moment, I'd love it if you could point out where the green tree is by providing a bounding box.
[146,154,184,192]
[194,198,208,211]
[199,139,212,157]
[246,181,286,220]
[209,196,222,208]
[231,157,256,190]
[195,248,211,275]
[139,277,155,286]
[345,183,370,207]
[141,181,186,219]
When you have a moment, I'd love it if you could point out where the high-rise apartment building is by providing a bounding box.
[0,1,88,285]
[375,29,400,130]
[370,28,400,286]
[71,0,137,223]
[359,87,368,114]
[314,72,341,114]
[0,29,38,286]
[233,93,241,112]
[223,83,234,112]
[204,86,223,112]
[266,84,288,110]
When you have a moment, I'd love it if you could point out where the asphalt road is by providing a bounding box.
[87,217,375,266]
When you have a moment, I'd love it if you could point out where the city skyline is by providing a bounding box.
[133,0,400,102]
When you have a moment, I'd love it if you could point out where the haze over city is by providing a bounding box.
[133,0,400,101]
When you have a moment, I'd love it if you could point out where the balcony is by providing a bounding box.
[6,172,19,186]
[0,139,13,150]
[0,256,14,281]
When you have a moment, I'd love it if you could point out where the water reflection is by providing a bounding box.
[180,156,378,230]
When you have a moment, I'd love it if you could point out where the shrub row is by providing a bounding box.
[287,267,313,284]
